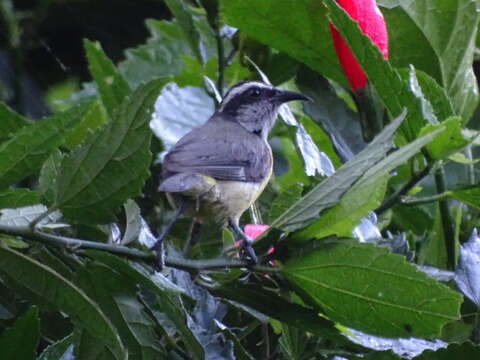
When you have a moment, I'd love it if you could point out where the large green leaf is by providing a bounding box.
[220,0,348,88]
[76,262,164,360]
[381,0,480,120]
[54,79,166,223]
[84,40,131,117]
[283,240,462,338]
[0,306,39,360]
[271,111,405,233]
[295,126,442,240]
[0,246,125,359]
[0,102,30,143]
[0,103,90,189]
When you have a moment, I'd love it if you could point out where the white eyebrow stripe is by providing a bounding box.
[219,82,272,111]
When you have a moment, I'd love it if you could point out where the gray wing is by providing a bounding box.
[162,117,271,183]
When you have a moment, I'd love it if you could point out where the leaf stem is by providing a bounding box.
[0,223,279,273]
[400,192,451,206]
[376,162,434,214]
[215,25,225,97]
[434,165,456,270]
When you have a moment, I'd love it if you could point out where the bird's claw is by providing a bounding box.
[240,238,258,265]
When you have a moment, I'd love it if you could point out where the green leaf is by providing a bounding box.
[84,251,204,360]
[276,136,311,191]
[220,0,348,87]
[121,199,142,245]
[297,69,365,162]
[272,111,405,233]
[381,0,480,120]
[295,125,442,240]
[0,246,125,359]
[398,68,455,122]
[63,98,108,150]
[414,342,480,360]
[211,282,351,346]
[268,183,304,223]
[0,102,30,143]
[119,19,194,88]
[76,262,164,360]
[449,185,480,210]
[73,329,118,360]
[418,117,469,160]
[165,0,205,63]
[0,103,90,189]
[84,39,131,117]
[54,79,167,224]
[278,324,308,360]
[428,116,470,159]
[38,334,73,360]
[417,206,448,269]
[37,149,64,205]
[0,188,39,209]
[283,240,462,338]
[0,306,39,360]
[391,205,433,235]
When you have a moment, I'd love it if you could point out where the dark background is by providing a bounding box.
[0,0,170,118]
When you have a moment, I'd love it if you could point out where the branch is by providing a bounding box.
[400,192,451,206]
[376,162,434,214]
[0,224,278,273]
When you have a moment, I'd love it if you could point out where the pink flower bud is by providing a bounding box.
[329,0,388,91]
[244,224,270,240]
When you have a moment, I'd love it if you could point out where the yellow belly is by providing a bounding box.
[168,144,273,224]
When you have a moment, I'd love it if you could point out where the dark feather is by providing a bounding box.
[162,115,272,183]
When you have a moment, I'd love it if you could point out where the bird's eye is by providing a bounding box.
[249,88,261,97]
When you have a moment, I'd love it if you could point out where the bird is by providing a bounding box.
[152,81,310,268]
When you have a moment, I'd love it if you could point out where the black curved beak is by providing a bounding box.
[273,89,312,104]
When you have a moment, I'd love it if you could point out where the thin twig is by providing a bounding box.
[376,162,434,214]
[400,192,451,206]
[0,224,279,273]
[215,26,225,97]
[434,165,456,270]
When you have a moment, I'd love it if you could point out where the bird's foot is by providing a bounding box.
[240,237,258,265]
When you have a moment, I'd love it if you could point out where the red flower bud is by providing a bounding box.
[329,0,388,91]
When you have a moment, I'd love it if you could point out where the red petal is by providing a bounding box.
[330,0,388,91]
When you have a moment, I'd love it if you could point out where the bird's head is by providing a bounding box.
[218,81,310,139]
